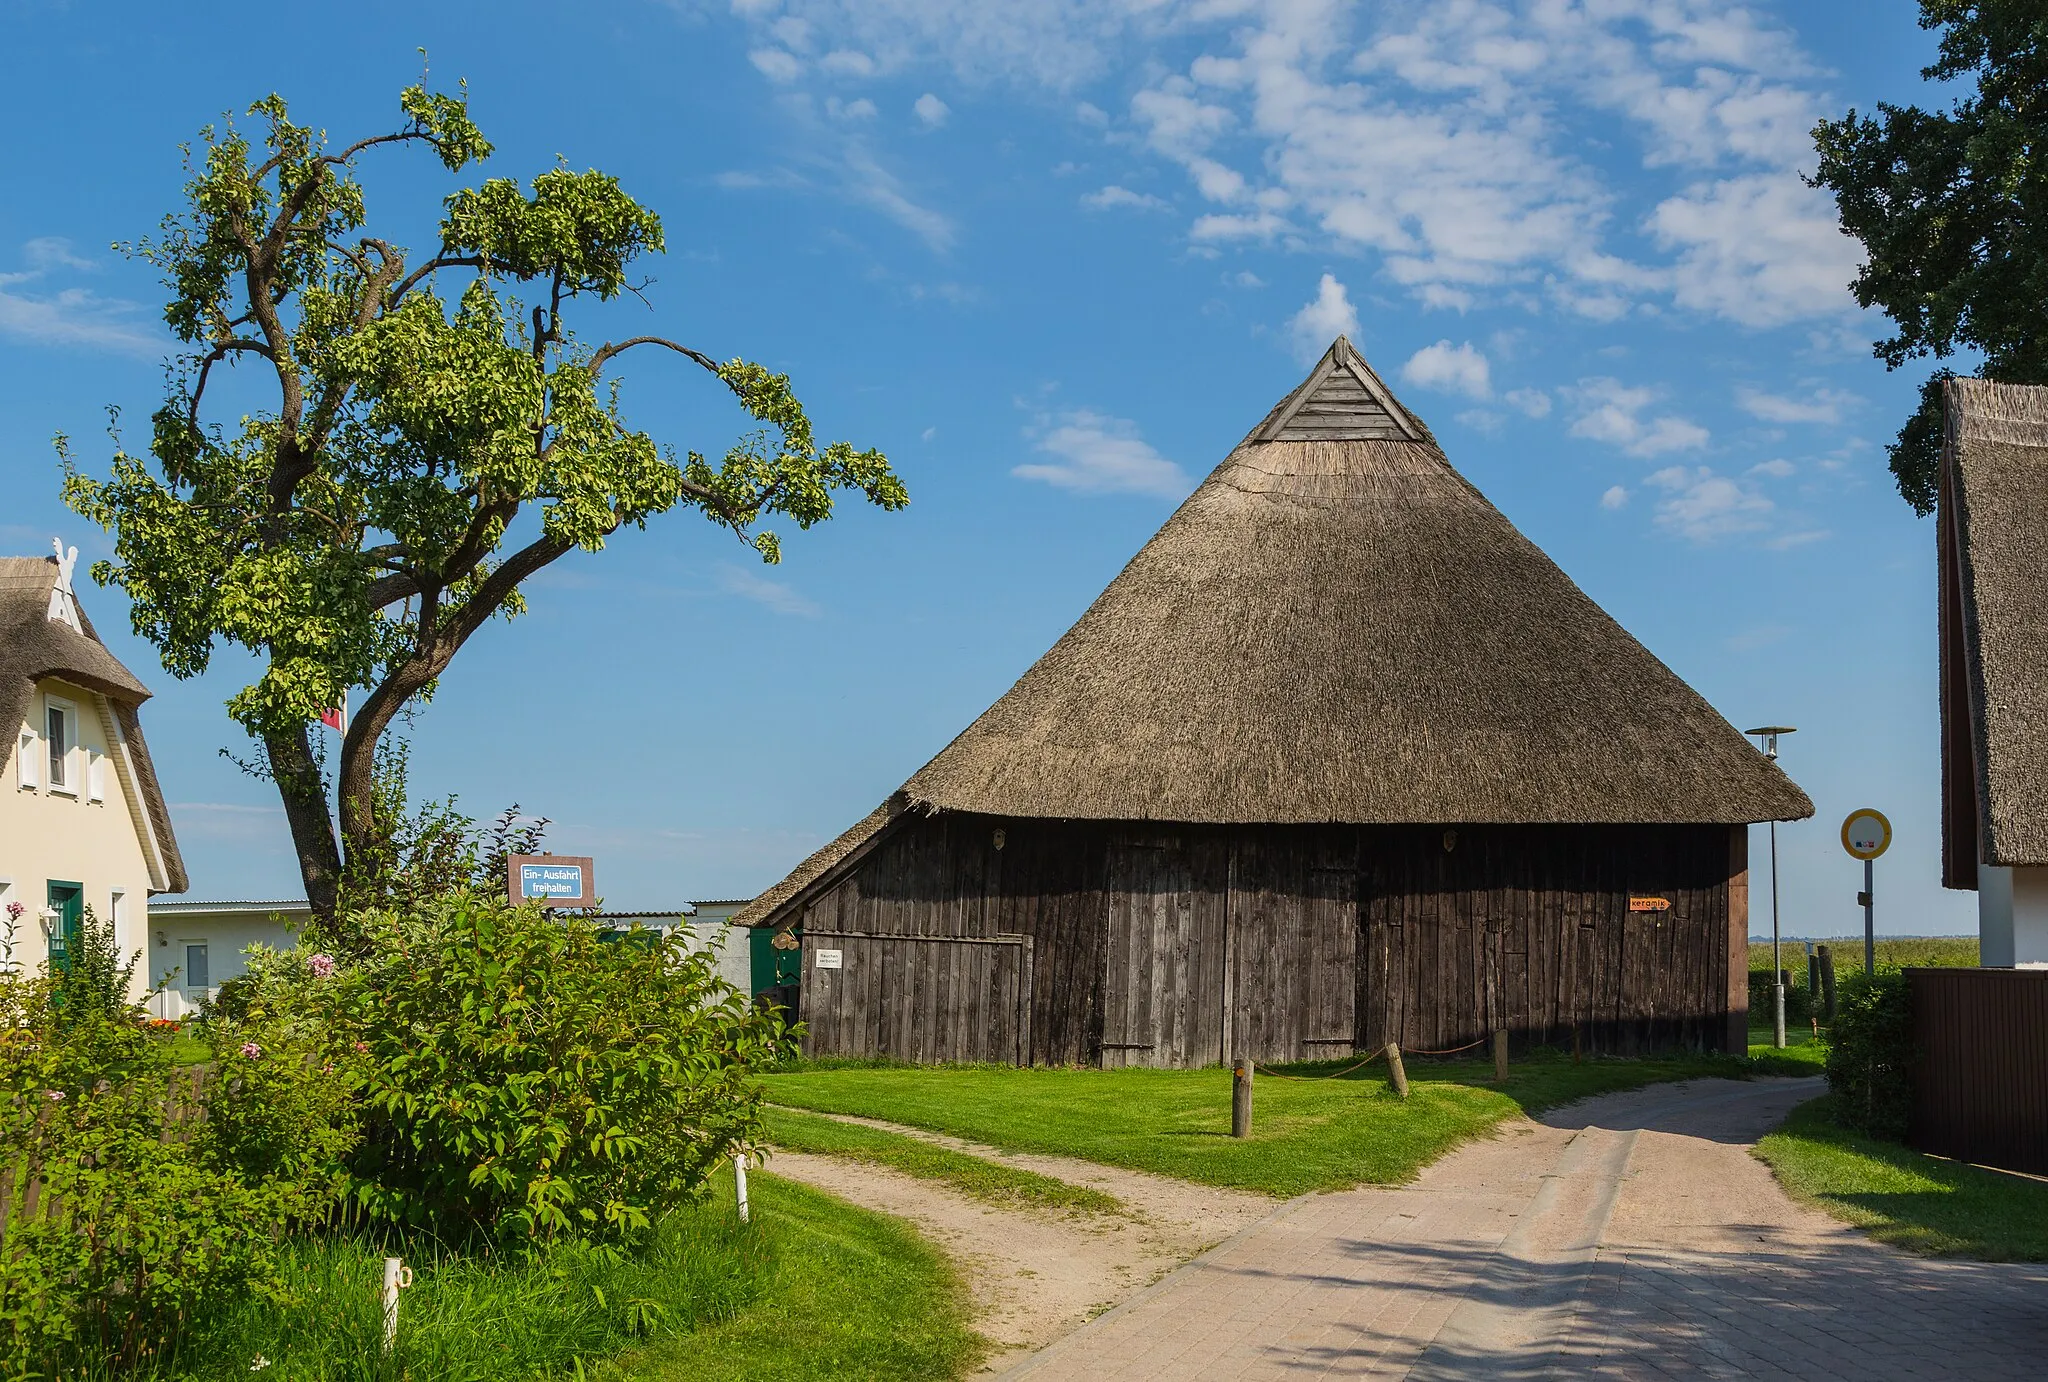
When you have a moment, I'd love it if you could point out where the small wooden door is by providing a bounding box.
[1100,835,1227,1067]
[1228,836,1357,1063]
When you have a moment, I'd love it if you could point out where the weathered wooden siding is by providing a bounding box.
[781,815,1740,1066]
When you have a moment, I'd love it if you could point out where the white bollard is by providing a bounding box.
[381,1256,413,1352]
[735,1152,751,1223]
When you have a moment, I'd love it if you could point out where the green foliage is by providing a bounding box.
[1824,969,1917,1141]
[0,951,351,1375]
[59,80,906,916]
[308,895,785,1247]
[1812,1,2048,512]
[60,1174,978,1382]
[53,903,140,1028]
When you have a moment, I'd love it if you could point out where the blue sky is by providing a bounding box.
[0,0,1969,938]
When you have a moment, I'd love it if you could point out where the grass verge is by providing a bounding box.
[764,1105,1121,1214]
[764,1048,1815,1199]
[99,1173,980,1381]
[1754,1096,2048,1261]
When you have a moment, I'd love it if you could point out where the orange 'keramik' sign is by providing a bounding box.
[1628,896,1672,913]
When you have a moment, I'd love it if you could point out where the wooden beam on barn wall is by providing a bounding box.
[1726,824,1750,1054]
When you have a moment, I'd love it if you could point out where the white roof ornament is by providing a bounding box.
[47,538,81,632]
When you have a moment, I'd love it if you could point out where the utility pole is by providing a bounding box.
[1747,726,1796,1049]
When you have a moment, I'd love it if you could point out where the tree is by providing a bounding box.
[1812,0,2048,514]
[65,84,906,928]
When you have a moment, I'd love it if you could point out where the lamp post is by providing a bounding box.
[1746,726,1796,1049]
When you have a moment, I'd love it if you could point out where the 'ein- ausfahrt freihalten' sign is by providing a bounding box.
[506,853,597,910]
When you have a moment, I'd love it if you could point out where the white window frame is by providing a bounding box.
[16,725,38,791]
[44,695,76,797]
[87,747,106,804]
[181,940,211,992]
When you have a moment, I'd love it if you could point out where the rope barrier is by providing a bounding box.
[1259,1033,1492,1080]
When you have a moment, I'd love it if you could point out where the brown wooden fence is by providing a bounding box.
[1908,967,2048,1176]
[799,930,1035,1065]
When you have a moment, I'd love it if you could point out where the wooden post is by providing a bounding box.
[381,1256,411,1353]
[1493,1028,1509,1082]
[1231,1056,1254,1137]
[1818,945,1838,1021]
[735,1152,751,1223]
[1385,1042,1408,1099]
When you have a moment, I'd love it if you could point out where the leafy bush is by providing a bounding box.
[1824,968,1915,1140]
[1747,969,1815,1026]
[0,912,353,1376]
[310,894,785,1248]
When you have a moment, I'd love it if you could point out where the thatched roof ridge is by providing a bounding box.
[1941,378,2048,869]
[0,555,188,893]
[741,338,1808,924]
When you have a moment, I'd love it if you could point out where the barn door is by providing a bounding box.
[1101,835,1226,1067]
[1228,835,1358,1064]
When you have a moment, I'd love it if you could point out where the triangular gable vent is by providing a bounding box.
[1257,336,1423,444]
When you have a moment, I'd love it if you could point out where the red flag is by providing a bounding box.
[318,702,347,733]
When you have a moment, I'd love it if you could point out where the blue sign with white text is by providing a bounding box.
[520,863,585,899]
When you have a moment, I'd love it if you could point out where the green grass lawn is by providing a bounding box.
[1748,1026,1827,1068]
[104,1173,980,1382]
[763,1105,1121,1214]
[764,1048,1815,1199]
[1755,1097,2048,1261]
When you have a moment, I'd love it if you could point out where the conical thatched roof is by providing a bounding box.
[738,339,1807,925]
[1940,377,2048,874]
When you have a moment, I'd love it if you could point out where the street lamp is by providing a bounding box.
[1746,726,1797,1049]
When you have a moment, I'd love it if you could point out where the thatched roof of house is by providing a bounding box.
[0,555,187,893]
[1940,378,2048,878]
[739,338,1808,926]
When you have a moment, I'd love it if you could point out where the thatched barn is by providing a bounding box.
[739,338,1811,1066]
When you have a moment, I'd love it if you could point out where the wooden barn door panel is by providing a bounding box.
[1229,834,1357,1064]
[799,931,1031,1065]
[1102,837,1226,1068]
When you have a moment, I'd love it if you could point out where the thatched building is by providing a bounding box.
[740,339,1811,1066]
[1940,378,2048,966]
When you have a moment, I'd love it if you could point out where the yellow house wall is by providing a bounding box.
[0,677,157,998]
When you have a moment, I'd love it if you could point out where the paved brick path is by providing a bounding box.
[1004,1077,2048,1379]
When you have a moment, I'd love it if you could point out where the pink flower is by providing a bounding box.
[307,953,336,979]
[5,901,23,921]
[44,1089,64,1102]
[238,1042,263,1059]
[353,1041,369,1054]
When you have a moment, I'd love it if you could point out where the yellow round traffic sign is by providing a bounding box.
[1842,809,1891,861]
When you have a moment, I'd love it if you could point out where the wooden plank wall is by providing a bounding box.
[1358,824,1734,1056]
[786,815,1739,1066]
[1909,967,2048,1177]
[797,930,1031,1065]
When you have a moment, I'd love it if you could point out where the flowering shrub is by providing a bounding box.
[0,910,354,1374]
[315,894,786,1248]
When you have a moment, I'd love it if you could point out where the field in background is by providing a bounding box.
[1748,936,1977,977]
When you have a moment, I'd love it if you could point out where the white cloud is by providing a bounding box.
[826,96,878,120]
[1645,465,1772,542]
[1601,485,1629,510]
[1567,378,1709,457]
[1081,185,1171,212]
[1401,340,1490,399]
[1288,273,1358,364]
[749,48,804,83]
[1648,175,1862,327]
[1748,458,1796,478]
[716,0,1864,327]
[1228,270,1265,288]
[1504,387,1551,418]
[0,241,158,355]
[718,563,822,618]
[1014,409,1187,497]
[913,92,950,127]
[1736,385,1860,425]
[819,48,876,76]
